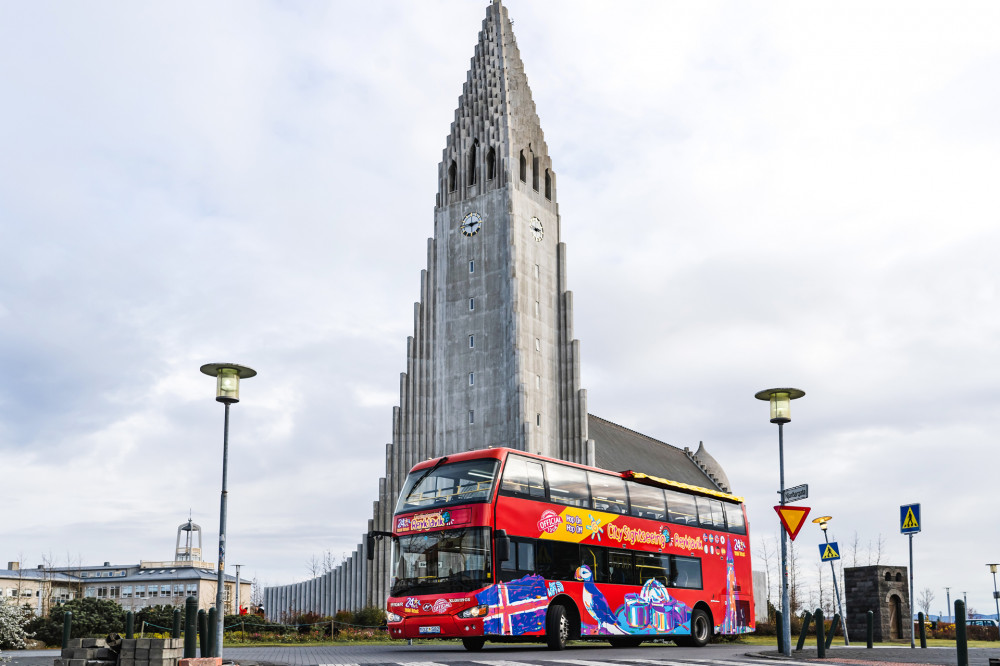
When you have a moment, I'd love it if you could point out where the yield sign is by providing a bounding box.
[774,505,811,540]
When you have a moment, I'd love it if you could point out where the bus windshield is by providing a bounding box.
[394,458,500,513]
[390,527,492,596]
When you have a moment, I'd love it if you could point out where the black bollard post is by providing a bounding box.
[125,611,134,640]
[826,614,840,650]
[198,609,208,657]
[796,611,813,651]
[62,610,72,649]
[172,608,182,638]
[776,610,784,654]
[184,597,198,658]
[866,610,874,648]
[207,607,217,658]
[816,609,826,659]
[918,612,927,648]
[956,600,968,666]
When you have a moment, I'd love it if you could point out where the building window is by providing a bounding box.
[537,413,541,426]
[448,160,457,192]
[173,584,184,597]
[468,141,478,185]
[469,373,474,386]
[535,300,539,316]
[469,410,475,424]
[534,264,539,278]
[149,586,158,598]
[545,169,552,199]
[535,338,540,351]
[486,146,496,180]
[469,335,475,348]
[469,260,474,273]
[122,586,133,599]
[519,151,527,182]
[186,584,198,597]
[469,298,475,311]
[135,585,146,598]
[97,586,108,598]
[85,587,96,598]
[110,585,120,599]
[532,156,540,191]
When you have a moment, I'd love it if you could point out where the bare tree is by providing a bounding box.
[918,588,935,616]
[788,540,802,614]
[306,555,321,578]
[758,535,777,615]
[849,531,861,567]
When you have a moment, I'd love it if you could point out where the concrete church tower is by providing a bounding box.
[263,1,733,618]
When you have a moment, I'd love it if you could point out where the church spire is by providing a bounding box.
[438,0,555,208]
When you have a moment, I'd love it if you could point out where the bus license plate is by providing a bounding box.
[419,626,441,634]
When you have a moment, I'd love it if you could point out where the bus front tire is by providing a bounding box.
[545,604,569,651]
[462,637,486,651]
[676,609,711,647]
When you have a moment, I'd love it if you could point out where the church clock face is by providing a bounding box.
[461,212,483,237]
[529,216,544,241]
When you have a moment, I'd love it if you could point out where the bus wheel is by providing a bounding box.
[462,637,486,651]
[545,604,569,650]
[688,609,712,647]
[608,636,643,648]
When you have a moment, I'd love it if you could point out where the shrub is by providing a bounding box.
[26,598,125,646]
[352,606,385,629]
[0,603,33,649]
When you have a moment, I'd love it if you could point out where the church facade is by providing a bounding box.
[263,0,731,620]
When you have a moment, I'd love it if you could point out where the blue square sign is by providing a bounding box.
[900,503,921,534]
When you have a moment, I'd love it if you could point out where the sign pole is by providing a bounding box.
[778,421,791,657]
[824,530,849,645]
[909,532,915,649]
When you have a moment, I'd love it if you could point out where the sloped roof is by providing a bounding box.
[588,414,724,490]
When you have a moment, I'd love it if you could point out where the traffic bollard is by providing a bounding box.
[184,597,198,658]
[956,600,968,666]
[797,611,812,651]
[816,609,825,659]
[826,614,840,650]
[866,610,874,648]
[62,611,72,649]
[776,611,784,654]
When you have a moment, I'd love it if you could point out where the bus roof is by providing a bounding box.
[407,447,744,504]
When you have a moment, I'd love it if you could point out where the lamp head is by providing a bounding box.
[200,363,257,403]
[755,387,805,423]
[989,563,999,574]
[812,515,832,531]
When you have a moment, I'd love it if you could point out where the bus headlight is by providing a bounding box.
[386,612,402,623]
[458,605,489,618]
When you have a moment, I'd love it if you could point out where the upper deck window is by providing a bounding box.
[395,458,500,513]
[628,483,666,521]
[696,496,726,530]
[724,502,746,534]
[499,455,546,499]
[588,472,628,515]
[665,489,698,526]
[545,463,589,507]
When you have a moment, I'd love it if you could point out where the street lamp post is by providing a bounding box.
[813,515,849,645]
[755,387,805,658]
[200,363,257,659]
[987,565,1000,627]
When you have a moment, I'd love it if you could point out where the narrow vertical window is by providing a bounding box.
[469,410,475,424]
[536,375,540,389]
[448,160,457,192]
[469,260,475,273]
[469,298,475,311]
[545,169,552,199]
[534,264,539,278]
[486,146,496,180]
[469,373,475,386]
[532,156,540,191]
[519,151,527,182]
[535,338,540,351]
[469,335,475,348]
[468,141,478,185]
[536,413,541,426]
[535,300,540,316]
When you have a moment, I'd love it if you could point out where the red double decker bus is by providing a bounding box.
[381,447,754,650]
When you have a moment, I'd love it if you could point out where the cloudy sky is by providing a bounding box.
[2,1,998,618]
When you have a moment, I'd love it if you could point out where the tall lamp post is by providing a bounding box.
[987,564,1000,626]
[813,515,849,645]
[200,363,256,659]
[755,387,805,658]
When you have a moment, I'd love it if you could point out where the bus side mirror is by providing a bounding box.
[495,529,510,563]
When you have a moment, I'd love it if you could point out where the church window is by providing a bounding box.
[519,151,526,182]
[468,141,478,185]
[469,260,474,273]
[536,413,541,427]
[486,147,496,180]
[448,160,457,192]
[469,298,475,311]
[532,156,539,191]
[885,572,892,581]
[895,572,902,582]
[469,410,475,424]
[469,373,474,386]
[534,264,539,278]
[535,300,539,316]
[469,335,475,348]
[535,338,540,351]
[545,169,552,199]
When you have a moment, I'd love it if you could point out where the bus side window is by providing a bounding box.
[665,489,698,525]
[635,551,670,586]
[499,456,546,498]
[670,555,703,589]
[588,472,628,514]
[608,550,636,585]
[545,463,589,507]
[581,545,609,583]
[695,497,725,530]
[500,538,536,581]
[724,502,746,534]
[536,540,580,581]
[627,482,666,520]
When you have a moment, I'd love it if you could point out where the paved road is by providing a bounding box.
[7,643,1000,666]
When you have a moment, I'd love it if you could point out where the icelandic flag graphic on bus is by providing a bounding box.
[477,575,551,636]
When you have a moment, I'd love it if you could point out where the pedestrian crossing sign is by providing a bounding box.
[819,541,841,561]
[900,503,921,534]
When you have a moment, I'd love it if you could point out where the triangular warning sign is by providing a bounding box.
[822,544,839,559]
[902,507,919,530]
[774,505,811,540]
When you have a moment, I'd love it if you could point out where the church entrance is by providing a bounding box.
[889,595,903,639]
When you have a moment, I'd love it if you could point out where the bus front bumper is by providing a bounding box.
[389,616,484,640]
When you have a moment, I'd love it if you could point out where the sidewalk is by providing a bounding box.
[752,646,1000,666]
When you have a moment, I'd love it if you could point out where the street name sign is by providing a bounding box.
[774,505,811,540]
[782,484,809,503]
[819,541,841,561]
[900,503,921,534]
